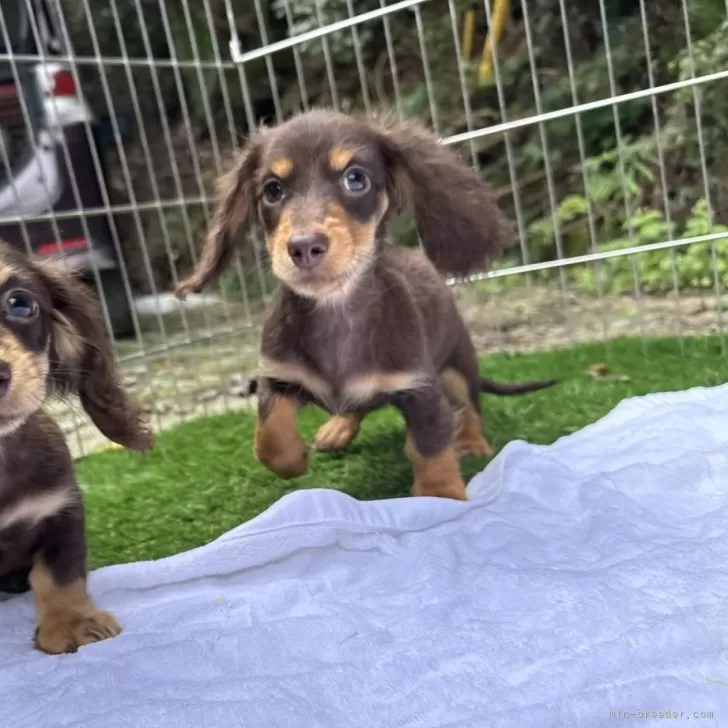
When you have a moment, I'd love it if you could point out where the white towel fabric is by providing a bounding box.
[2,385,728,727]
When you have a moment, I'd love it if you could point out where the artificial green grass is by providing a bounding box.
[77,334,728,569]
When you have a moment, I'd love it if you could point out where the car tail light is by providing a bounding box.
[49,70,76,98]
[36,238,89,256]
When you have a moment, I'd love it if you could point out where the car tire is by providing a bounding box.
[93,269,135,339]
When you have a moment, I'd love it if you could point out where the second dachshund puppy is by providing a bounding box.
[177,110,555,500]
[0,242,152,652]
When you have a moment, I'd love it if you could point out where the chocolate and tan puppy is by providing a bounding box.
[0,242,151,652]
[177,110,554,500]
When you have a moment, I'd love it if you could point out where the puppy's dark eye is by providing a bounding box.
[262,179,284,205]
[342,167,371,194]
[4,290,38,321]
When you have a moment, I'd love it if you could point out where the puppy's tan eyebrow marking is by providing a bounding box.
[0,262,19,287]
[329,147,355,172]
[271,157,293,178]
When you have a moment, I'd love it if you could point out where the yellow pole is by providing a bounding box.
[478,0,510,86]
[461,7,477,62]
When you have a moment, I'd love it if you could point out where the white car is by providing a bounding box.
[0,0,134,336]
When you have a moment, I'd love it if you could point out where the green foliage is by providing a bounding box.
[667,18,728,165]
[685,0,728,41]
[270,0,381,63]
[525,137,658,261]
[536,15,652,147]
[573,200,728,294]
[582,138,657,204]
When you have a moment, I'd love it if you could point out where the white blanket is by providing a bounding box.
[2,385,728,727]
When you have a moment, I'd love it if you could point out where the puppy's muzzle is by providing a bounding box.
[288,232,329,270]
[0,361,11,399]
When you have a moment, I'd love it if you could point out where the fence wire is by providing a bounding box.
[0,0,725,455]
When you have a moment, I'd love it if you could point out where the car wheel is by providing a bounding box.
[93,269,135,339]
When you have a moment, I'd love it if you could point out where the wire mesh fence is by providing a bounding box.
[0,0,726,455]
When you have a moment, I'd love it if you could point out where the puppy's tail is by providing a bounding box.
[246,377,555,397]
[479,376,557,395]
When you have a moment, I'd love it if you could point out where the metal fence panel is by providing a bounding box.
[0,0,723,455]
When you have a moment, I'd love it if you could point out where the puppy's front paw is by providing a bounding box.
[255,437,309,479]
[314,415,360,451]
[35,609,122,654]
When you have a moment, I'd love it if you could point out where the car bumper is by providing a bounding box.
[0,123,119,274]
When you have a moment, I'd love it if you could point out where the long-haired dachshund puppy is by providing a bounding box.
[177,109,554,500]
[0,242,151,653]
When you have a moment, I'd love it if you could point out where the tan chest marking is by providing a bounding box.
[259,357,333,407]
[342,371,428,405]
[259,358,426,411]
[0,489,75,532]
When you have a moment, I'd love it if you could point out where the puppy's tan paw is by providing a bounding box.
[406,441,468,500]
[255,437,309,479]
[453,408,494,458]
[35,609,122,654]
[314,415,360,451]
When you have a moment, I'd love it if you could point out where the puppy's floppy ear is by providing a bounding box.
[373,115,514,276]
[176,137,261,298]
[35,260,152,451]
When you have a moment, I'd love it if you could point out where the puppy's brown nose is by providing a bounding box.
[0,362,11,398]
[288,233,329,270]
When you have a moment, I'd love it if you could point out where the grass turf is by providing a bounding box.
[77,334,728,569]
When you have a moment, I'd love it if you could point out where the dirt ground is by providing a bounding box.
[51,282,726,459]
